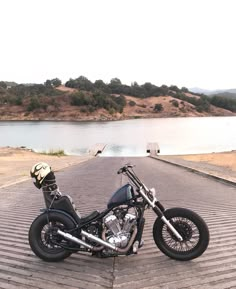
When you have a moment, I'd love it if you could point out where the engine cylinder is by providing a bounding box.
[123,213,136,232]
[104,215,121,236]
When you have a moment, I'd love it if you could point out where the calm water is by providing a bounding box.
[0,117,235,156]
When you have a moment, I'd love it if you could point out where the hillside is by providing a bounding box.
[0,78,236,121]
[0,87,234,121]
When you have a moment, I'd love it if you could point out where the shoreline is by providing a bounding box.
[0,115,236,123]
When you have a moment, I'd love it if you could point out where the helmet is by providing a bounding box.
[30,162,51,189]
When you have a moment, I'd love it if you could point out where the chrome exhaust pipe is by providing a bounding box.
[57,229,112,251]
[58,228,137,253]
[57,229,93,250]
[81,230,117,251]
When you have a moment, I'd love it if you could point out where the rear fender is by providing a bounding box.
[40,208,78,226]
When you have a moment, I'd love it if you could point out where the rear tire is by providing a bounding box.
[153,207,209,261]
[29,212,75,262]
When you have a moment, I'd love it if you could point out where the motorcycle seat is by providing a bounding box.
[79,210,100,224]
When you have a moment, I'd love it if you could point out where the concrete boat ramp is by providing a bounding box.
[0,156,235,289]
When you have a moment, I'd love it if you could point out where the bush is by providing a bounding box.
[27,97,41,111]
[70,92,92,106]
[171,100,179,107]
[129,100,136,106]
[154,103,164,112]
[9,96,23,105]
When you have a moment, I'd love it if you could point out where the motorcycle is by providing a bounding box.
[28,162,209,262]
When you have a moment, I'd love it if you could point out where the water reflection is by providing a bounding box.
[0,117,235,156]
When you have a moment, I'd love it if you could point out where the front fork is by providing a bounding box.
[139,188,183,242]
[153,203,183,241]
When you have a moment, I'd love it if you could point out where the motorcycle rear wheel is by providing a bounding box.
[153,207,209,261]
[29,212,75,262]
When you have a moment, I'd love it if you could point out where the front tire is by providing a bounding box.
[29,212,75,262]
[153,208,209,261]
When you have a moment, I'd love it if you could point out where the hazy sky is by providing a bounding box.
[1,0,235,89]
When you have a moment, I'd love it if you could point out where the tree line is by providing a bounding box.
[0,76,236,113]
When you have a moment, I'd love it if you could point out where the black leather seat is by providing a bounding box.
[51,196,100,225]
[79,210,100,225]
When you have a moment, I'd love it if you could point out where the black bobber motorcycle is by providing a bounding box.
[28,164,209,262]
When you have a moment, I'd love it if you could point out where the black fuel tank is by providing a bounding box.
[107,184,134,209]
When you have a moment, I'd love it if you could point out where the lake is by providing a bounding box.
[0,117,235,156]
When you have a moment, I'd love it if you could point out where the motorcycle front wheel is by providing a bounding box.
[29,212,75,262]
[153,207,209,261]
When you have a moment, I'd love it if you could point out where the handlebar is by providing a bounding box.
[117,164,134,174]
[117,163,144,190]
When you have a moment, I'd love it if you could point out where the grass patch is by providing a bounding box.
[41,149,66,156]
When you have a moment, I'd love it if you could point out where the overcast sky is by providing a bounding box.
[0,0,235,90]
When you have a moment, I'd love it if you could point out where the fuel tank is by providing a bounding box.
[107,184,134,209]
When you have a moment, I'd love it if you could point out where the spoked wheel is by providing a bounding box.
[41,222,67,249]
[29,212,75,262]
[153,208,209,261]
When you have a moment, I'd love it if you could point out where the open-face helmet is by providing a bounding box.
[30,162,51,189]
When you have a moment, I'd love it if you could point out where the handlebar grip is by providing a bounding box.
[117,164,134,174]
[117,167,127,174]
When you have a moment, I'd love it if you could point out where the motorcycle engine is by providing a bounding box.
[104,212,136,248]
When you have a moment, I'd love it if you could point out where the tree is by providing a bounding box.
[113,94,126,107]
[45,80,52,88]
[66,76,94,91]
[94,80,110,92]
[51,78,62,87]
[169,85,180,92]
[181,87,189,93]
[76,76,94,91]
[65,78,76,88]
[142,82,156,97]
[0,81,7,89]
[160,85,169,95]
[130,82,146,98]
[108,78,122,93]
[110,78,122,86]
